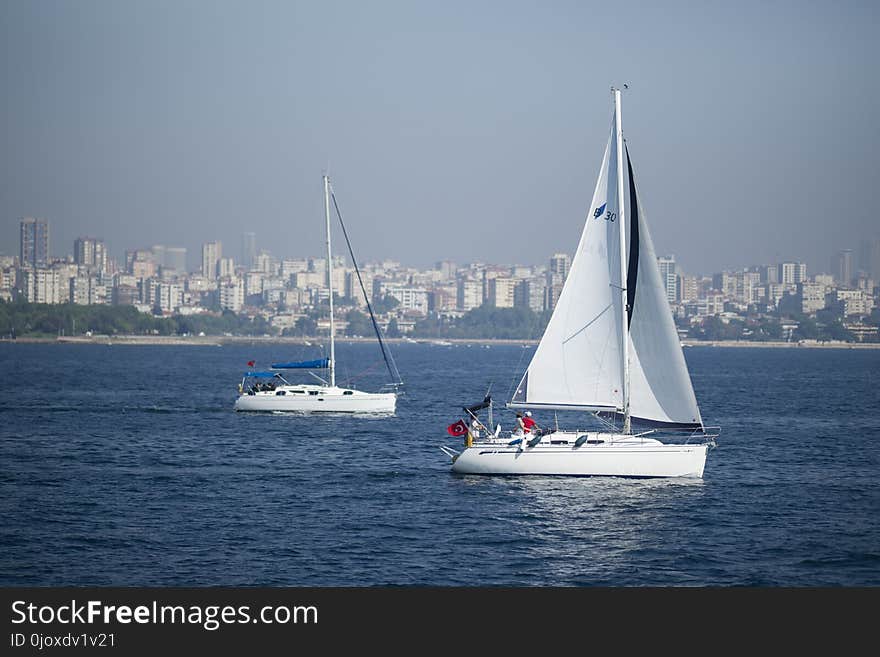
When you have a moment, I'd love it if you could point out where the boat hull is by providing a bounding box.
[450,433,708,478]
[234,386,396,414]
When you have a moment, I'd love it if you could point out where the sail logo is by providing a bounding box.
[593,203,616,222]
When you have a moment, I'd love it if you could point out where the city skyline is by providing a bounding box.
[3,214,877,344]
[2,2,878,277]
[4,218,880,280]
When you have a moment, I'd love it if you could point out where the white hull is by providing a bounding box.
[449,432,708,478]
[234,385,396,414]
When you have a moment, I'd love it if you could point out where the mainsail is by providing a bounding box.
[510,97,703,430]
[510,119,625,412]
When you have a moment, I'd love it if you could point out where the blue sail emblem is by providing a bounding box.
[593,202,606,219]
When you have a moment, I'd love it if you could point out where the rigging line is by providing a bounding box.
[506,342,530,402]
[339,359,383,385]
[505,303,544,402]
[562,304,612,344]
[329,189,403,385]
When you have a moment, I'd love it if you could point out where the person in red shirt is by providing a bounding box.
[522,411,539,434]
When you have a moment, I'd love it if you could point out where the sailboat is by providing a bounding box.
[442,89,718,477]
[234,175,401,413]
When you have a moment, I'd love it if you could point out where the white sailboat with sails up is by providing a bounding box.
[234,175,401,414]
[442,89,718,477]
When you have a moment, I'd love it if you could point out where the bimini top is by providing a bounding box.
[243,371,283,378]
[270,358,330,370]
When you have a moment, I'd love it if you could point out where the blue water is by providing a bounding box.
[0,342,878,586]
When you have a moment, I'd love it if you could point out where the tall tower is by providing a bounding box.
[833,249,853,286]
[20,217,50,268]
[74,237,107,273]
[858,237,880,280]
[201,241,222,279]
[241,232,256,270]
[165,247,188,273]
[657,255,678,303]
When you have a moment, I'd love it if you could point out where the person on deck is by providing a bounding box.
[466,419,482,448]
[522,411,540,435]
[513,412,526,436]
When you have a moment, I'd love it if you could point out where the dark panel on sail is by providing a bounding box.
[625,146,639,327]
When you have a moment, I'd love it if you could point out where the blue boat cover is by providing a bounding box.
[243,371,280,378]
[270,358,330,369]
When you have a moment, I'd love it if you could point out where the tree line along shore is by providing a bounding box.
[1,300,878,346]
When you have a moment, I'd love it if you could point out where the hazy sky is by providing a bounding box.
[2,0,878,275]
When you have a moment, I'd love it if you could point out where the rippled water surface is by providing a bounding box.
[1,342,878,586]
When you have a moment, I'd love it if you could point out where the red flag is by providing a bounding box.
[446,420,468,437]
[247,360,255,367]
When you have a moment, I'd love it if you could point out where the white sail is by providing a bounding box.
[511,101,702,427]
[624,149,703,427]
[450,90,714,479]
[510,120,626,412]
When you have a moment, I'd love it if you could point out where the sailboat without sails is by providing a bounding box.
[234,175,402,413]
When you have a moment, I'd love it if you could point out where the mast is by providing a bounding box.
[324,174,336,387]
[614,88,631,434]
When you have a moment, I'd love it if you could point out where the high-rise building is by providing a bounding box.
[218,257,235,279]
[151,244,167,268]
[759,264,779,284]
[456,278,482,311]
[833,249,853,286]
[74,237,107,273]
[219,278,244,312]
[797,282,826,315]
[255,252,275,275]
[777,261,807,285]
[202,241,222,279]
[126,249,153,273]
[383,286,429,314]
[826,289,874,317]
[345,270,373,306]
[165,247,187,273]
[20,268,60,303]
[859,238,880,280]
[20,217,50,268]
[549,253,571,281]
[657,256,677,303]
[241,232,256,269]
[434,260,456,280]
[487,277,516,308]
[544,280,565,312]
[514,278,545,313]
[678,275,699,302]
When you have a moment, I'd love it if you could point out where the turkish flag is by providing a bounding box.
[247,360,255,367]
[446,420,468,437]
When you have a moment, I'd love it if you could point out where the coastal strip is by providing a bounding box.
[1,336,879,349]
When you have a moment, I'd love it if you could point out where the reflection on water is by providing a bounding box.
[451,476,708,585]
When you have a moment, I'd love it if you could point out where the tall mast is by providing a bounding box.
[614,88,631,434]
[324,174,336,387]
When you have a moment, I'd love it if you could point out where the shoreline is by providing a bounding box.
[0,335,878,349]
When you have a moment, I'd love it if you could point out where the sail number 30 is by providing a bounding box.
[594,207,616,222]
